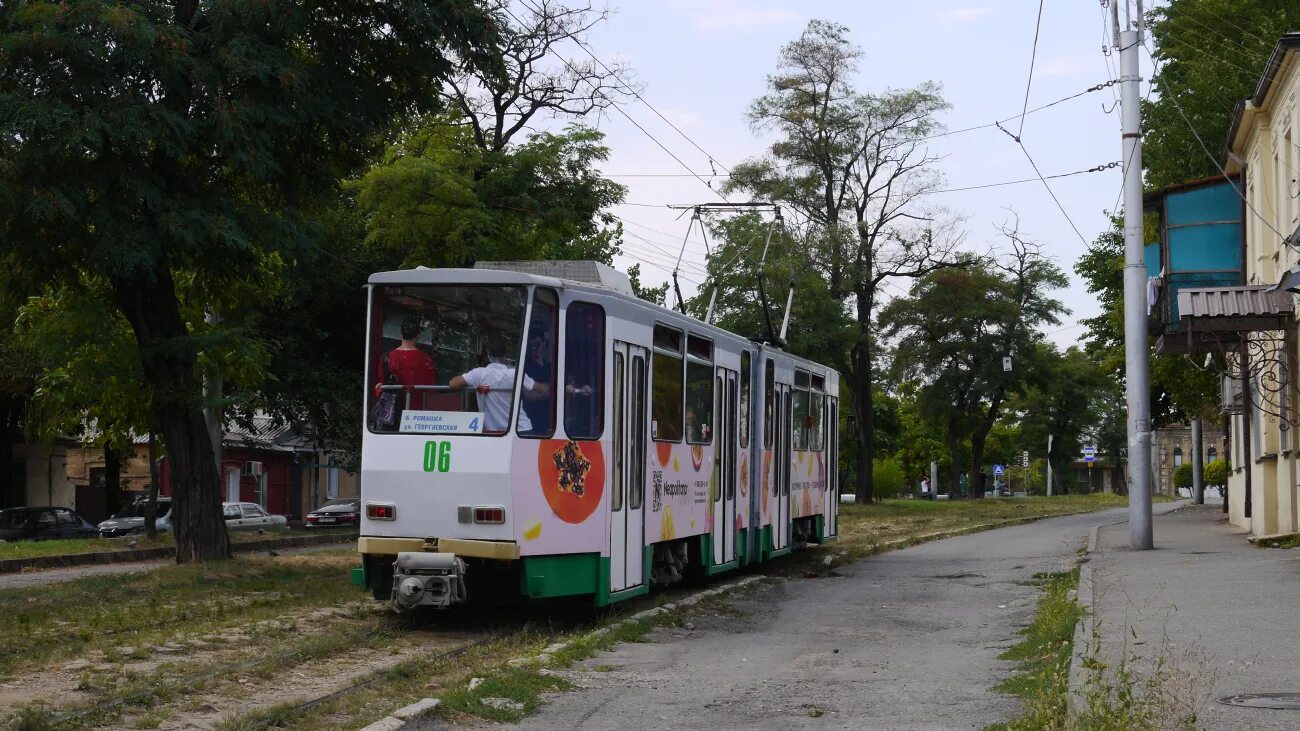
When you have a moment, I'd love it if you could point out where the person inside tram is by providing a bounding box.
[382,313,437,410]
[450,339,547,434]
[519,325,554,436]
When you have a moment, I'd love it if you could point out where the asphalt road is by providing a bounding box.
[435,504,1184,731]
[0,542,351,590]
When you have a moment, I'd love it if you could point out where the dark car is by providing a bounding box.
[0,506,98,542]
[304,498,361,529]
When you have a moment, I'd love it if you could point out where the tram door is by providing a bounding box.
[610,342,647,593]
[773,382,792,551]
[825,396,839,537]
[711,369,738,565]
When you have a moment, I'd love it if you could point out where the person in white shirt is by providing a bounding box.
[449,360,546,433]
[920,477,932,500]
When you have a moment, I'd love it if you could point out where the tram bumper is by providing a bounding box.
[391,551,468,611]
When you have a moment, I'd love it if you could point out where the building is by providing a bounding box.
[1151,424,1227,496]
[6,414,358,523]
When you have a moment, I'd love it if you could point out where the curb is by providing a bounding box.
[1065,500,1192,717]
[0,532,355,574]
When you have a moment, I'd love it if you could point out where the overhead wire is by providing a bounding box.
[1016,0,1047,140]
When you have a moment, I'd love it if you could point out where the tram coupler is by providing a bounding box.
[391,551,468,611]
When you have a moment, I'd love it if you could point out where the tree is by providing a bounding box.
[1144,1,1300,190]
[881,225,1067,495]
[1173,462,1194,489]
[628,264,669,306]
[354,119,625,268]
[0,1,497,561]
[724,20,960,503]
[440,0,634,155]
[1016,346,1106,494]
[1205,458,1229,486]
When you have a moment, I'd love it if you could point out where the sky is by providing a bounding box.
[557,0,1156,348]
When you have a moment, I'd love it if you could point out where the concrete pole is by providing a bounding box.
[1120,20,1154,549]
[1191,418,1205,504]
[930,460,938,497]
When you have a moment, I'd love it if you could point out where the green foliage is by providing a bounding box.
[627,264,669,306]
[1144,1,1300,190]
[1204,458,1229,486]
[1173,462,1194,489]
[352,119,625,269]
[871,457,906,499]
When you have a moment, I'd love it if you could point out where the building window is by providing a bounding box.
[1173,447,1183,467]
[1208,446,1218,462]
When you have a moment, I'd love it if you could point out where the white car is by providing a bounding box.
[222,502,288,530]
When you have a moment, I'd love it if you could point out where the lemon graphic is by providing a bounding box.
[661,505,675,540]
[523,520,542,541]
[808,457,815,477]
[673,455,680,471]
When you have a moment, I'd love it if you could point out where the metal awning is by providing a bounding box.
[1157,286,1294,355]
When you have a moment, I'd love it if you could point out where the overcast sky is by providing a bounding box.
[564,0,1157,348]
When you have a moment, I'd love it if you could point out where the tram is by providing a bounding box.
[351,261,840,610]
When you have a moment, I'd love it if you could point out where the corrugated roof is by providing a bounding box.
[1176,286,1292,319]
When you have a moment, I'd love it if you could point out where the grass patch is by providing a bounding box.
[986,569,1081,731]
[1253,532,1300,549]
[438,667,570,723]
[0,550,361,678]
[833,494,1139,564]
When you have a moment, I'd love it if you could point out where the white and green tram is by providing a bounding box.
[352,261,840,610]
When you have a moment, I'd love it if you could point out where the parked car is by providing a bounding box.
[98,497,173,537]
[0,506,98,541]
[304,498,361,529]
[222,502,288,530]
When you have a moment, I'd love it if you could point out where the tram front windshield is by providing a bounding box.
[368,284,527,435]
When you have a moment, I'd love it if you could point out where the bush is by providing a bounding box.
[1204,459,1229,486]
[873,457,906,499]
[1172,463,1193,489]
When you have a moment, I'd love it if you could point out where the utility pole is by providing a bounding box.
[1191,418,1205,504]
[1046,434,1053,497]
[1118,0,1154,549]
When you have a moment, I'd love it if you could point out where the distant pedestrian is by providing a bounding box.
[920,477,932,500]
[959,472,969,498]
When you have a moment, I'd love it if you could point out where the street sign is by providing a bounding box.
[1021,451,1029,467]
[1002,356,1012,372]
[1083,447,1096,463]
[993,464,1005,476]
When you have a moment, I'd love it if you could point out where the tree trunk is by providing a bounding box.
[0,398,18,508]
[853,344,875,504]
[111,263,229,562]
[969,440,986,499]
[145,426,161,539]
[946,415,962,496]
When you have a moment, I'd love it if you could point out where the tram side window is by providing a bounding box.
[763,360,774,448]
[685,335,714,445]
[652,325,684,442]
[564,302,605,440]
[740,351,751,448]
[519,288,559,438]
[793,369,810,451]
[811,373,826,451]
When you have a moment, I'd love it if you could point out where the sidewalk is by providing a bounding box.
[1086,502,1300,730]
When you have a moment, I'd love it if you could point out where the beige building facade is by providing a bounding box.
[1225,34,1300,536]
[1152,424,1227,497]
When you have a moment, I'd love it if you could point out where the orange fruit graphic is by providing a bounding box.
[739,454,749,497]
[691,444,705,472]
[536,439,605,524]
[656,441,673,467]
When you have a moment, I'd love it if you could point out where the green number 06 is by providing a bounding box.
[423,441,452,473]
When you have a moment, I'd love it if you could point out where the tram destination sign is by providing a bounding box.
[400,411,484,435]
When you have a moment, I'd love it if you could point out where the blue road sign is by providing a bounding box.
[1083,447,1096,463]
[993,464,1005,476]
